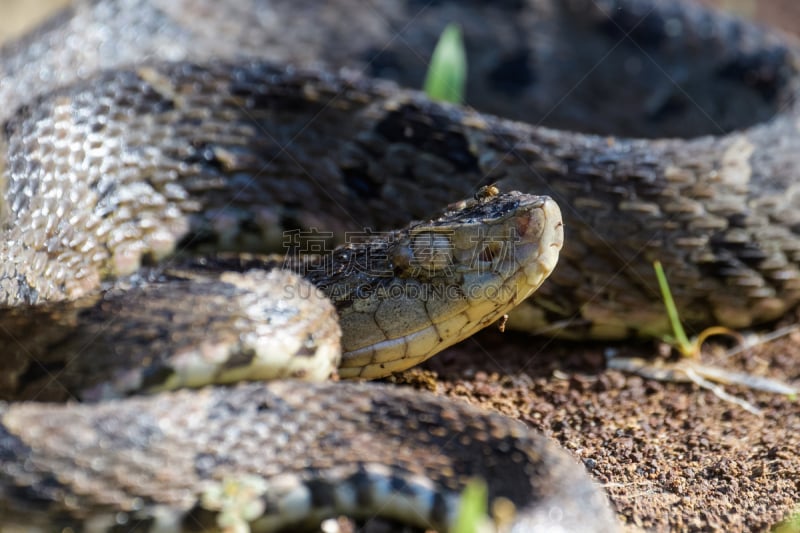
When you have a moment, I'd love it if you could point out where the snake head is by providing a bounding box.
[338,190,563,379]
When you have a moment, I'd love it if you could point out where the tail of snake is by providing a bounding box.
[1,0,799,531]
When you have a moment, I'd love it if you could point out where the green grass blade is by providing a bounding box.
[772,509,800,533]
[453,478,489,533]
[653,261,693,356]
[423,23,467,103]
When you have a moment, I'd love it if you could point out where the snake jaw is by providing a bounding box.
[337,192,563,379]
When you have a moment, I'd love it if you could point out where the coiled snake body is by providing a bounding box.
[1,0,799,531]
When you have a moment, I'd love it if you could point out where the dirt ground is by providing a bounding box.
[1,1,799,532]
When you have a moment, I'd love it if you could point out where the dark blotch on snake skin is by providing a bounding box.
[341,164,382,200]
[15,360,65,393]
[228,63,327,113]
[368,395,537,502]
[183,141,229,173]
[222,349,257,369]
[715,47,792,101]
[346,467,369,509]
[596,2,669,49]
[389,475,419,498]
[182,505,218,532]
[374,103,480,174]
[140,365,177,390]
[294,337,319,358]
[3,129,41,218]
[487,49,536,96]
[408,0,526,10]
[644,92,691,124]
[12,275,39,306]
[363,48,406,82]
[108,518,157,533]
[306,479,338,509]
[0,425,65,506]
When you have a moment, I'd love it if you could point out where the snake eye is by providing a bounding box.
[410,232,453,272]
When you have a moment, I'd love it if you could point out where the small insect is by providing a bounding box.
[475,184,500,201]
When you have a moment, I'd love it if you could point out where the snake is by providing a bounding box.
[0,0,798,531]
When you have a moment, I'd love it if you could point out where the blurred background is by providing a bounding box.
[0,0,67,43]
[0,0,798,45]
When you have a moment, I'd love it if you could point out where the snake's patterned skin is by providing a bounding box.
[4,0,799,339]
[0,382,616,532]
[1,0,799,531]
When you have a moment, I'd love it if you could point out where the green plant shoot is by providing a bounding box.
[423,23,467,103]
[653,261,694,355]
[453,478,489,533]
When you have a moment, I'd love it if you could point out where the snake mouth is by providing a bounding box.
[337,191,563,379]
[519,196,563,303]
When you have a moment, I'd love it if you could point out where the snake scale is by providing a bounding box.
[0,0,799,531]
